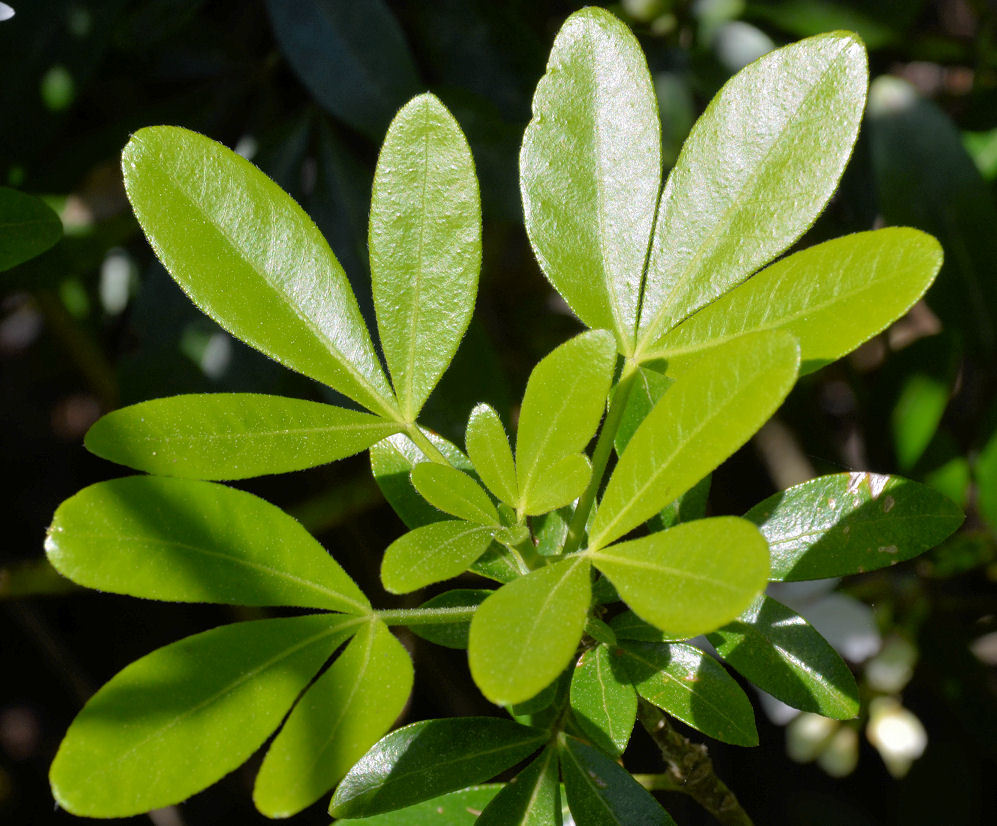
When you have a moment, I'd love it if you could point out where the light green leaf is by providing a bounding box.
[469,557,591,705]
[707,595,858,719]
[620,642,758,746]
[559,736,675,826]
[466,403,519,505]
[381,520,495,594]
[570,644,636,756]
[411,462,499,525]
[409,589,492,650]
[637,32,867,349]
[122,126,396,417]
[516,330,616,514]
[336,786,502,824]
[254,620,413,817]
[46,476,370,614]
[477,746,561,826]
[370,93,481,420]
[522,453,592,517]
[644,229,943,374]
[0,187,63,271]
[745,472,964,580]
[614,364,672,455]
[84,394,401,480]
[329,718,546,818]
[590,517,769,639]
[652,473,711,531]
[50,615,360,817]
[591,331,799,548]
[520,7,661,351]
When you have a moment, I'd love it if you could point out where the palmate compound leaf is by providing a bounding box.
[707,595,859,720]
[411,462,500,526]
[618,642,758,746]
[465,403,519,506]
[370,93,481,421]
[329,718,547,818]
[520,7,661,353]
[380,520,495,594]
[50,614,362,817]
[570,643,637,756]
[122,126,398,418]
[84,394,402,480]
[643,228,944,374]
[45,476,370,614]
[476,746,562,826]
[516,330,616,516]
[589,517,769,640]
[254,619,413,817]
[744,472,964,581]
[468,557,591,705]
[590,330,799,549]
[635,31,868,351]
[0,186,63,271]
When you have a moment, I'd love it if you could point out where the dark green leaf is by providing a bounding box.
[614,365,672,455]
[335,785,502,824]
[477,746,561,826]
[381,520,495,594]
[0,187,62,271]
[410,589,492,649]
[411,462,499,526]
[609,611,687,645]
[466,403,519,506]
[570,644,636,755]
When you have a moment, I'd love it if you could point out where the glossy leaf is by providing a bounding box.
[411,462,499,526]
[330,718,546,818]
[46,476,370,614]
[644,229,943,374]
[745,472,964,580]
[469,557,591,705]
[637,33,867,348]
[559,736,675,825]
[85,394,401,480]
[371,93,481,420]
[466,403,519,505]
[381,520,495,594]
[254,620,413,816]
[265,0,418,139]
[477,747,561,826]
[409,589,492,649]
[591,331,799,548]
[522,453,592,516]
[520,7,661,350]
[122,126,397,417]
[50,615,360,817]
[708,595,858,719]
[590,517,769,639]
[619,641,758,746]
[336,786,502,825]
[570,644,636,755]
[0,187,62,271]
[516,330,615,514]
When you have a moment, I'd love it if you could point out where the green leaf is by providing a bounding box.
[559,736,675,825]
[254,620,413,816]
[411,462,499,526]
[637,32,867,349]
[50,615,360,817]
[590,517,769,639]
[371,93,481,420]
[892,372,951,471]
[336,786,502,824]
[614,365,672,455]
[477,747,561,826]
[468,544,528,584]
[466,403,519,506]
[570,644,636,756]
[619,641,758,746]
[409,589,492,650]
[122,126,397,417]
[745,472,964,580]
[84,394,401,480]
[520,7,661,351]
[46,476,370,614]
[652,474,711,531]
[591,331,799,548]
[381,520,495,594]
[371,432,474,529]
[609,611,687,644]
[707,595,858,720]
[522,453,592,516]
[0,187,62,271]
[516,330,616,515]
[644,229,943,374]
[329,718,546,818]
[469,557,592,705]
[265,0,418,140]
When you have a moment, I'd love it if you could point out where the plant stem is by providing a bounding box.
[405,424,451,465]
[561,360,639,555]
[637,699,754,826]
[376,605,477,626]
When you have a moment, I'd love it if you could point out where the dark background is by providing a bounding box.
[2,1,995,823]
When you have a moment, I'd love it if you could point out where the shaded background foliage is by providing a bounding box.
[1,1,995,823]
